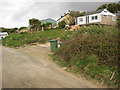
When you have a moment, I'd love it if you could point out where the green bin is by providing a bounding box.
[49,39,58,52]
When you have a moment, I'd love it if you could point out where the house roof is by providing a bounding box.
[41,18,56,25]
[86,9,104,15]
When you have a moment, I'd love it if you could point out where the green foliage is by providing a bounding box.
[97,2,120,13]
[19,26,27,31]
[45,22,52,26]
[2,28,73,47]
[54,26,119,87]
[52,55,68,67]
[41,22,52,27]
[117,17,120,29]
[41,22,52,29]
[56,26,118,66]
[68,10,86,17]
[1,28,16,33]
[29,18,41,31]
[58,21,66,29]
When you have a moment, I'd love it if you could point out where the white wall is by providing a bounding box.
[101,9,116,16]
[0,32,8,39]
[77,16,86,25]
[77,13,101,25]
[89,13,101,24]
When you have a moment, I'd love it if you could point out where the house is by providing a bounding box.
[0,32,8,39]
[56,13,75,26]
[76,9,117,26]
[41,18,56,28]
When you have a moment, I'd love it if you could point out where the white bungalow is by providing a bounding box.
[77,9,117,26]
[0,32,8,39]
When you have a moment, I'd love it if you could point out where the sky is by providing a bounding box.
[0,0,119,28]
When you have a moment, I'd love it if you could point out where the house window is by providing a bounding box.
[91,16,98,20]
[112,16,116,21]
[103,15,108,18]
[104,11,107,13]
[95,16,98,20]
[79,18,83,22]
[91,16,94,20]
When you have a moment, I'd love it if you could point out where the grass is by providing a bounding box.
[53,25,119,88]
[2,28,73,47]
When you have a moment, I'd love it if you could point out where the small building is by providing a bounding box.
[76,9,117,26]
[0,32,8,39]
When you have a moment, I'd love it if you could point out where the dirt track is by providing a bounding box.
[2,44,105,88]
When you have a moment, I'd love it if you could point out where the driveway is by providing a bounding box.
[1,44,104,88]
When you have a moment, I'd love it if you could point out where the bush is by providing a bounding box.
[56,26,118,66]
[54,26,119,87]
[58,21,66,28]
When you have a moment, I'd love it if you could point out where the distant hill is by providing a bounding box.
[41,18,56,25]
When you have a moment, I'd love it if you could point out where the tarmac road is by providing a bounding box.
[1,44,104,88]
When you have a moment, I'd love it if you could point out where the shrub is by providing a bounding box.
[55,26,118,66]
[54,26,119,87]
[58,21,66,28]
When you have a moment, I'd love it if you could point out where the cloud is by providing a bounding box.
[0,0,119,28]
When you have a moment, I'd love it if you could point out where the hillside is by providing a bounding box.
[53,26,119,88]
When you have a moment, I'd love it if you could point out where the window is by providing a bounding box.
[79,18,83,22]
[91,16,94,20]
[95,16,98,19]
[103,15,108,18]
[91,16,98,20]
[112,16,116,21]
[104,11,107,13]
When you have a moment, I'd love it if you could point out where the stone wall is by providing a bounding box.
[101,15,117,25]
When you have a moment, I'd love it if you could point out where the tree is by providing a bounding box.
[45,22,52,26]
[68,10,86,17]
[97,4,107,10]
[45,23,52,29]
[14,27,18,31]
[97,3,120,13]
[58,21,66,28]
[29,18,41,31]
[19,27,27,31]
[2,28,16,33]
[41,23,52,31]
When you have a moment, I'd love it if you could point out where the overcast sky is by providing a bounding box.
[0,0,119,28]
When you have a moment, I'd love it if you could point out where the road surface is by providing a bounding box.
[1,44,104,88]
